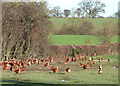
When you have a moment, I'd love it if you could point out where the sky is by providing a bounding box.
[2,0,119,17]
[46,0,119,17]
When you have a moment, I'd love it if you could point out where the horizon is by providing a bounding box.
[1,0,120,17]
[47,0,119,17]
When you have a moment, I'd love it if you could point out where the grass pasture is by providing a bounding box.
[50,35,119,45]
[50,18,118,30]
[1,55,118,85]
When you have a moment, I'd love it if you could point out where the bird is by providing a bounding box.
[44,63,49,67]
[85,56,87,61]
[83,65,87,69]
[88,63,92,67]
[66,58,70,62]
[38,60,41,64]
[74,58,78,62]
[50,66,54,70]
[50,66,58,74]
[28,61,31,66]
[80,63,82,66]
[14,68,21,74]
[10,66,15,71]
[45,59,50,63]
[71,57,74,61]
[66,68,71,73]
[22,66,25,71]
[98,69,103,74]
[2,66,9,70]
[41,59,45,63]
[64,60,67,64]
[99,64,102,70]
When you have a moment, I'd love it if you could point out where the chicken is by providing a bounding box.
[99,64,102,70]
[45,59,50,63]
[85,56,87,61]
[88,63,92,67]
[41,59,45,63]
[22,66,25,71]
[66,68,71,73]
[99,57,103,62]
[66,58,70,62]
[64,60,67,64]
[74,58,78,62]
[50,66,55,70]
[15,68,21,74]
[28,61,31,66]
[2,66,9,70]
[71,57,74,61]
[44,63,49,67]
[20,68,22,72]
[49,57,54,62]
[80,63,82,66]
[10,66,15,71]
[81,57,84,60]
[38,60,41,64]
[98,69,103,74]
[50,66,58,74]
[83,65,87,69]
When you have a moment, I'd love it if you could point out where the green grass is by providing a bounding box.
[1,55,118,84]
[49,18,118,30]
[50,35,119,45]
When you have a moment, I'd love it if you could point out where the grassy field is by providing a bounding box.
[49,35,119,45]
[1,55,118,85]
[49,18,118,30]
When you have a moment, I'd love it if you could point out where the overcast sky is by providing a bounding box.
[2,0,120,17]
[47,0,119,17]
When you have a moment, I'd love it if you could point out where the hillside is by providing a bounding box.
[50,35,118,45]
[49,18,118,30]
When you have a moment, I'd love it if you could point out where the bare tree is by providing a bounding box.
[78,0,106,18]
[113,12,120,18]
[75,8,81,18]
[52,6,61,17]
[64,9,70,17]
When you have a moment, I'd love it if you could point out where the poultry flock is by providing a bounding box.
[0,53,103,74]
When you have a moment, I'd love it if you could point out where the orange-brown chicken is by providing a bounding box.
[66,68,71,73]
[44,63,49,67]
[15,68,21,74]
[50,66,58,74]
[22,66,26,71]
[83,65,87,69]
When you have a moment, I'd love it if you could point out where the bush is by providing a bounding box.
[54,21,94,35]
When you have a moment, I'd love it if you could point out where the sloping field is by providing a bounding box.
[49,18,118,30]
[50,35,119,45]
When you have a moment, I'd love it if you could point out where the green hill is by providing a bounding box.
[50,35,119,45]
[49,18,118,30]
